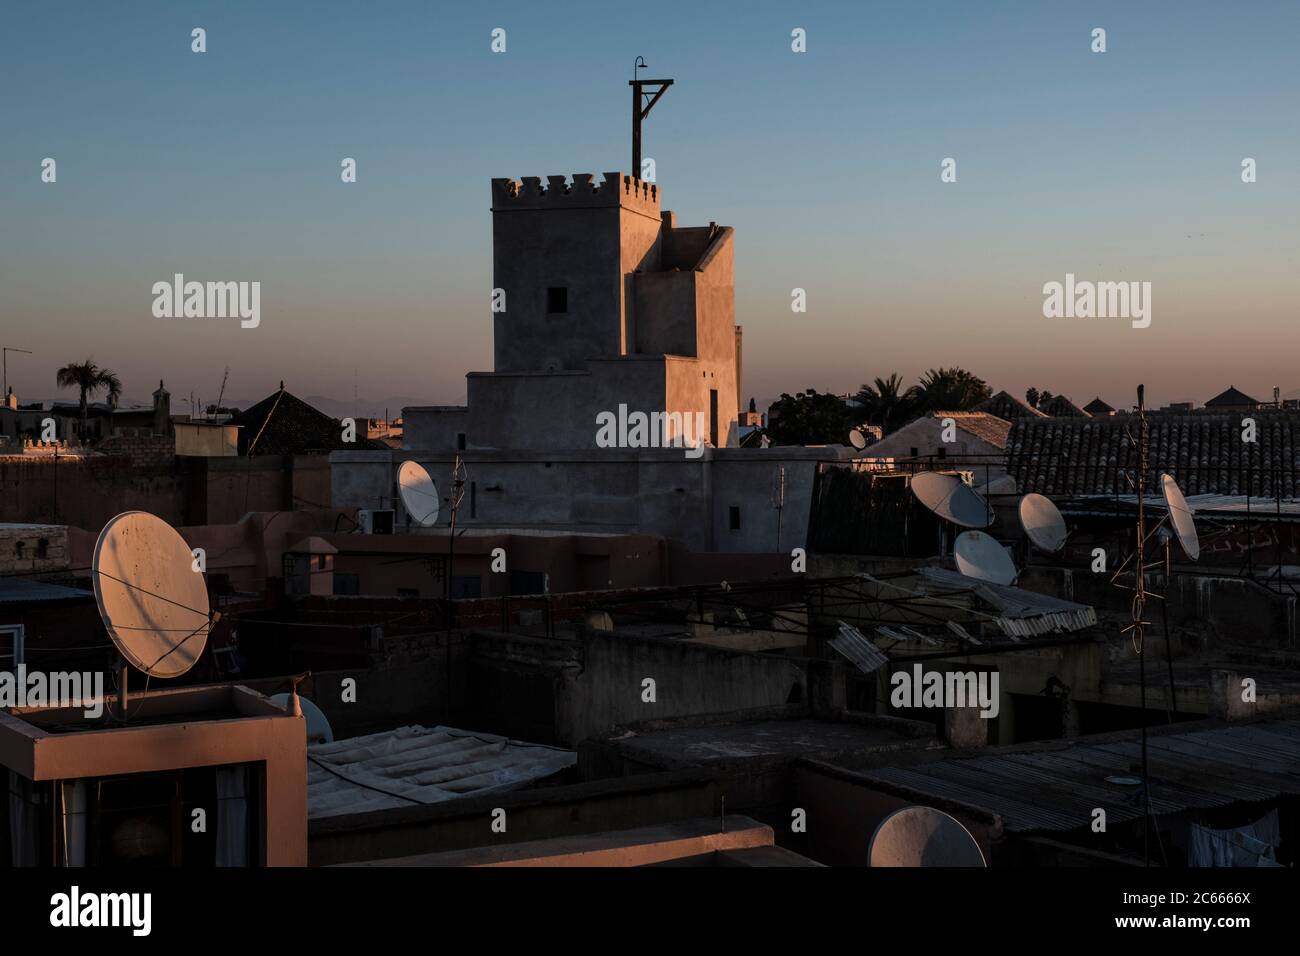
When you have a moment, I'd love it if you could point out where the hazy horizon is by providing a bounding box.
[4,0,1297,414]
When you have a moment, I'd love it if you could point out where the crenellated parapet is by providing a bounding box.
[491,172,660,215]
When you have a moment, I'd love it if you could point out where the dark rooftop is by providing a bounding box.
[228,387,387,456]
[852,718,1300,833]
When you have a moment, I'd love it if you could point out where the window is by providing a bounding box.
[909,447,919,458]
[936,447,947,460]
[709,389,719,447]
[456,432,466,450]
[546,287,568,314]
[729,506,741,531]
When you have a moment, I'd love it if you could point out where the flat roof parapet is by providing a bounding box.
[491,172,659,215]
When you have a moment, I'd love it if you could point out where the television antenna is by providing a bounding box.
[868,806,986,867]
[91,511,216,721]
[2,346,33,400]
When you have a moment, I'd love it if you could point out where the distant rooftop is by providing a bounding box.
[929,411,1013,451]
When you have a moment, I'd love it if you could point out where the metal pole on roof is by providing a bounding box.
[1135,384,1151,868]
[2,346,33,400]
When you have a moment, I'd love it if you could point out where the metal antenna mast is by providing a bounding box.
[1135,384,1151,865]
[630,57,673,180]
[2,347,33,400]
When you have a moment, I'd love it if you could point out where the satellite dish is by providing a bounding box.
[910,472,992,528]
[1019,493,1067,553]
[975,474,1017,495]
[848,428,867,450]
[92,511,211,679]
[270,693,335,744]
[398,460,441,527]
[1160,473,1200,561]
[954,530,1018,585]
[869,806,987,867]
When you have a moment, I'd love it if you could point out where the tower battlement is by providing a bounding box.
[491,172,660,215]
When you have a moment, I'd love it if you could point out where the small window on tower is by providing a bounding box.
[729,506,741,531]
[547,287,568,314]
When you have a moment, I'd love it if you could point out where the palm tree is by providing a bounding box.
[56,359,122,443]
[857,373,919,434]
[915,367,992,412]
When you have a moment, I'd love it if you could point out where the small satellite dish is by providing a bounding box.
[398,460,440,527]
[910,472,992,528]
[1160,473,1200,561]
[954,530,1018,585]
[270,693,335,744]
[869,806,987,867]
[1019,493,1068,553]
[848,428,867,450]
[93,511,211,679]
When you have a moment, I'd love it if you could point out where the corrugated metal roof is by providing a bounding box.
[0,578,93,605]
[859,720,1300,833]
[915,568,1098,637]
[307,725,576,820]
[829,621,890,674]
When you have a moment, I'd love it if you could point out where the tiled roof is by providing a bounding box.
[931,411,1013,450]
[1006,412,1300,497]
[1205,386,1259,407]
[1039,395,1090,417]
[1082,397,1115,415]
[976,391,1047,421]
[228,389,386,456]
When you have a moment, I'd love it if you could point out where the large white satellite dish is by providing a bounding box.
[1018,493,1068,553]
[953,530,1018,585]
[92,511,210,679]
[398,460,441,527]
[848,428,867,450]
[869,806,987,867]
[910,472,992,529]
[270,693,335,744]
[1160,473,1200,561]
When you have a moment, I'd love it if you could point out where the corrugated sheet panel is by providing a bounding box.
[829,620,890,674]
[858,720,1300,833]
[308,725,576,820]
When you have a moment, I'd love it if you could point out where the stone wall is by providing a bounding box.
[96,434,175,467]
[0,524,70,575]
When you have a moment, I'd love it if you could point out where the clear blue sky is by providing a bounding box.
[2,0,1297,412]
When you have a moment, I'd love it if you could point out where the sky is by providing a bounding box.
[2,0,1297,414]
